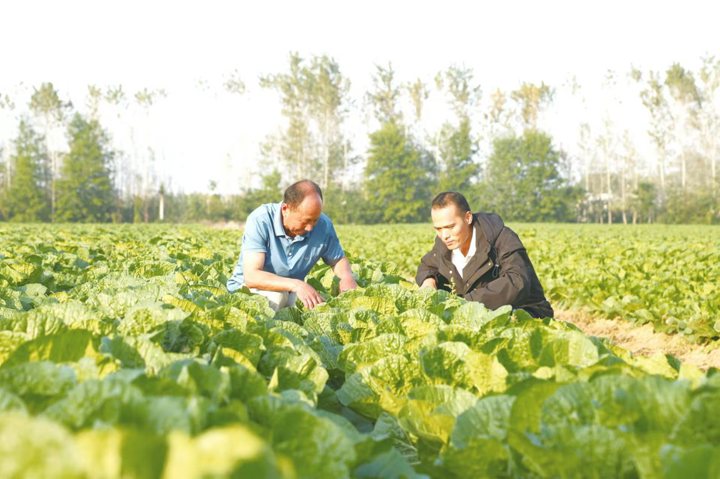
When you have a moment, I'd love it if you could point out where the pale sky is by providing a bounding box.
[1,0,719,193]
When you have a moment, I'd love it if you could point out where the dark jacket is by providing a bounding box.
[415,212,553,318]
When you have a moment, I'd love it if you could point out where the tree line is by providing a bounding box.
[1,54,719,224]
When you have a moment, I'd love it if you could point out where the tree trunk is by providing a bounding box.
[659,148,666,194]
[681,151,687,192]
[712,135,717,198]
[322,118,329,191]
[621,161,627,224]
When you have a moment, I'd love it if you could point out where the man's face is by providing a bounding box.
[281,194,323,237]
[431,205,473,250]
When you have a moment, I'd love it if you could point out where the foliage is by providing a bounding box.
[510,82,553,131]
[3,119,51,222]
[662,187,719,224]
[338,222,720,342]
[5,67,720,226]
[0,224,718,478]
[55,114,116,222]
[321,185,375,225]
[364,121,435,223]
[29,82,67,123]
[366,63,402,125]
[436,118,478,192]
[480,130,581,221]
[260,53,352,188]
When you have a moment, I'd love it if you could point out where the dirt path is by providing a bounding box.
[555,308,720,371]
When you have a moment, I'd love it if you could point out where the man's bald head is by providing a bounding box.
[284,180,323,209]
[280,180,323,237]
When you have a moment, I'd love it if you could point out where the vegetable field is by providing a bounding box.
[1,224,719,478]
[339,223,720,342]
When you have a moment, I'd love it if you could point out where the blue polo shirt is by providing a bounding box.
[227,202,345,292]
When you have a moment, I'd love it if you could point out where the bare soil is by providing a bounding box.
[556,308,720,371]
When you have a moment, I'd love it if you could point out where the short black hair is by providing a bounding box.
[431,191,471,214]
[284,179,323,208]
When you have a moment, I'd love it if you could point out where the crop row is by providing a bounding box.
[337,223,720,342]
[0,225,719,477]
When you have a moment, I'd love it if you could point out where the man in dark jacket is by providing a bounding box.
[415,192,553,318]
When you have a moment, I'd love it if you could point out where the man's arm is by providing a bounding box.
[464,229,531,309]
[416,250,440,289]
[319,219,357,292]
[330,256,358,292]
[243,251,324,309]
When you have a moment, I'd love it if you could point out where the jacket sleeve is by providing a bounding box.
[415,249,440,286]
[464,228,531,309]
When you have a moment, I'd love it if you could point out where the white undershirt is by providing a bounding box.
[451,226,476,278]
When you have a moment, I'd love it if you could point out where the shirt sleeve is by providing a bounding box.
[241,209,270,253]
[321,218,345,264]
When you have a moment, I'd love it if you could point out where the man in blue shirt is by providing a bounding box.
[227,179,357,310]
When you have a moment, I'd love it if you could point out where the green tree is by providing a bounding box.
[481,130,579,221]
[261,53,314,180]
[366,63,402,125]
[86,84,103,121]
[697,56,720,198]
[224,69,246,95]
[29,82,69,221]
[665,63,701,193]
[261,54,352,188]
[306,55,351,189]
[55,114,116,222]
[633,69,672,197]
[486,88,513,139]
[436,118,477,191]
[406,78,429,124]
[133,88,166,222]
[5,119,51,221]
[237,170,283,219]
[434,66,481,192]
[632,182,658,223]
[322,185,372,224]
[251,170,283,205]
[364,121,434,223]
[510,82,553,131]
[205,180,227,222]
[0,156,6,220]
[0,92,15,218]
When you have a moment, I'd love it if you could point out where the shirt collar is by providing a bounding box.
[452,224,477,260]
[272,203,287,237]
[272,202,306,241]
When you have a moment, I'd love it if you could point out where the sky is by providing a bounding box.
[1,0,719,193]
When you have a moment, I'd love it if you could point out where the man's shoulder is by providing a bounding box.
[244,203,281,239]
[319,212,334,227]
[247,203,279,224]
[474,211,504,225]
[474,212,506,238]
[306,213,337,242]
[306,212,332,234]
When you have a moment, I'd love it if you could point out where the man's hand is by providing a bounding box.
[421,277,437,289]
[292,280,325,309]
[339,274,358,293]
[332,257,358,293]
